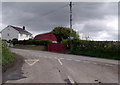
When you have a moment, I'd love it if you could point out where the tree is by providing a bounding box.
[51,27,79,42]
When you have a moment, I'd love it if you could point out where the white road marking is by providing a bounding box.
[75,60,80,62]
[93,62,97,65]
[105,64,111,66]
[58,59,63,65]
[109,64,113,66]
[68,76,75,84]
[60,58,64,60]
[25,59,39,66]
[55,57,58,59]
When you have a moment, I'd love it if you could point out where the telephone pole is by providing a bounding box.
[69,2,72,46]
[70,2,72,36]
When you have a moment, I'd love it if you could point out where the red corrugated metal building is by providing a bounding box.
[34,33,57,43]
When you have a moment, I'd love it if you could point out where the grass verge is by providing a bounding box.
[13,44,47,51]
[2,43,16,66]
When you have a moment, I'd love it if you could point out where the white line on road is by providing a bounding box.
[109,65,113,66]
[58,59,63,65]
[25,59,39,66]
[68,76,75,84]
[105,64,110,66]
[60,58,64,60]
[75,60,80,62]
[93,62,97,65]
[55,57,58,59]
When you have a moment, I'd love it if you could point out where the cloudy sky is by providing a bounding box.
[1,2,118,41]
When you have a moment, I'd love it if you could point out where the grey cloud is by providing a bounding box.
[72,2,118,23]
[80,24,104,33]
[2,2,118,40]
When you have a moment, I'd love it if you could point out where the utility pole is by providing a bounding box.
[70,2,72,32]
[69,2,72,46]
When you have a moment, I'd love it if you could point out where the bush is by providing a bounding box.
[12,39,52,46]
[70,39,119,60]
[41,40,52,46]
[34,40,52,46]
[34,40,41,45]
[62,39,70,47]
[12,38,18,45]
[29,38,33,40]
[12,38,18,41]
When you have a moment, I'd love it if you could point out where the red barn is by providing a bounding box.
[34,33,57,43]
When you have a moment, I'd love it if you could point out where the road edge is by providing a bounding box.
[2,53,25,83]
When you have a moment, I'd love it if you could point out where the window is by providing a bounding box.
[26,35,28,37]
[7,34,9,36]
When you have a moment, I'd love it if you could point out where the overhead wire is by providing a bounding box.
[41,4,69,17]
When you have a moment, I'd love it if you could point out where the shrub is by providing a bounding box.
[34,40,41,45]
[41,40,52,46]
[34,40,52,46]
[12,38,18,45]
[29,38,33,40]
[62,39,70,47]
[12,39,52,46]
[12,38,18,41]
[70,39,120,60]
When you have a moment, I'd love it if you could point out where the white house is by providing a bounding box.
[1,25,33,40]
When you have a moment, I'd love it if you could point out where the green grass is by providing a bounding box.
[2,43,16,66]
[13,44,47,51]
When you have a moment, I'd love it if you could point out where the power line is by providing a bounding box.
[41,4,68,17]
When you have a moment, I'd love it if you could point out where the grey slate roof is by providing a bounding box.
[9,25,32,35]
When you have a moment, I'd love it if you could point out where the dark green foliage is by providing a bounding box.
[12,38,18,41]
[11,39,52,46]
[70,39,119,60]
[51,27,79,42]
[62,39,70,47]
[32,40,52,46]
[29,38,33,40]
[12,38,18,45]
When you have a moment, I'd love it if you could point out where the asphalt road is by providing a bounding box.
[3,48,118,84]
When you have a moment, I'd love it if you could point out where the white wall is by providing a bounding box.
[1,26,19,40]
[18,34,32,40]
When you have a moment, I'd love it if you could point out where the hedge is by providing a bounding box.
[12,39,52,46]
[70,39,119,60]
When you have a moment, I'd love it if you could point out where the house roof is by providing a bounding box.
[9,25,32,35]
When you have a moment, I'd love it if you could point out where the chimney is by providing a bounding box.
[23,26,25,30]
